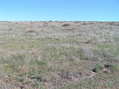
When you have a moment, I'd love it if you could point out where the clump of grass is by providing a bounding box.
[96,44,119,61]
[92,63,119,73]
[108,64,119,72]
[92,64,103,73]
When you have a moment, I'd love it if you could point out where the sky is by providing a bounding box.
[0,0,119,21]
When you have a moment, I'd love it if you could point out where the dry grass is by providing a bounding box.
[0,21,119,89]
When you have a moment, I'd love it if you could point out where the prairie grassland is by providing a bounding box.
[0,21,119,89]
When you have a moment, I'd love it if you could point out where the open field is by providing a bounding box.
[0,21,119,89]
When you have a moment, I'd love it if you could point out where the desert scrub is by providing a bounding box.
[36,37,80,46]
[1,39,42,50]
[0,53,48,88]
[0,37,80,50]
[96,43,119,59]
[79,47,101,61]
[62,23,71,27]
[41,46,80,61]
[0,53,48,75]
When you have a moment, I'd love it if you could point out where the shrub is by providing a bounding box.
[92,64,103,73]
[62,23,70,27]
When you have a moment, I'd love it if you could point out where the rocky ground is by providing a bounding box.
[0,21,119,89]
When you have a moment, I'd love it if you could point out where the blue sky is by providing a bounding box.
[0,0,119,21]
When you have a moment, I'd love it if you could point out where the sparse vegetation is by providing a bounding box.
[0,21,119,89]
